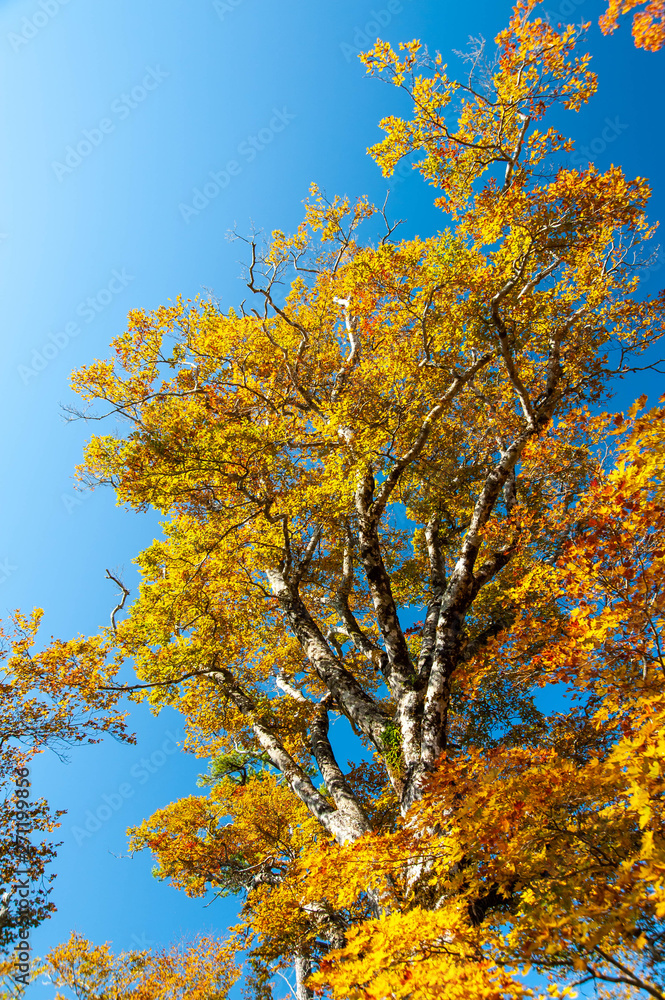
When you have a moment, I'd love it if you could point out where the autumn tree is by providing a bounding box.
[600,0,665,51]
[50,1,664,995]
[0,611,132,978]
[37,932,239,1000]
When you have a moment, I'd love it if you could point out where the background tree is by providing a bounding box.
[37,932,238,1000]
[0,611,131,976]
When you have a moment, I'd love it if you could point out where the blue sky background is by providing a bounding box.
[0,0,662,995]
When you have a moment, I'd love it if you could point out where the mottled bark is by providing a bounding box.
[311,699,371,843]
[355,470,414,686]
[416,516,446,680]
[294,954,314,1000]
[211,667,339,835]
[329,534,383,662]
[266,566,390,750]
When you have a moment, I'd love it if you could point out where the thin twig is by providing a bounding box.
[105,570,130,633]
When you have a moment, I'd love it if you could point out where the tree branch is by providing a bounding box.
[265,564,390,750]
[310,697,370,843]
[105,570,129,633]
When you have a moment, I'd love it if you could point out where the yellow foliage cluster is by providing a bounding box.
[38,933,239,1000]
[600,0,665,51]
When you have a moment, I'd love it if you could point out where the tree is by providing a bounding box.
[38,932,239,1000]
[0,610,132,981]
[50,0,664,995]
[600,0,665,51]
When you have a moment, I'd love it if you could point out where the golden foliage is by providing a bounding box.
[38,932,239,1000]
[600,0,665,51]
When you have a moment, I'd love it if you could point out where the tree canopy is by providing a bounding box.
[5,2,665,998]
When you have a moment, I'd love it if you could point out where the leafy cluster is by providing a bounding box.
[5,3,665,999]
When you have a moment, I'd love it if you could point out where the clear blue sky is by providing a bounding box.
[0,0,662,995]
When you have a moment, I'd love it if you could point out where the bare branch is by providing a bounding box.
[105,570,130,633]
[311,696,370,842]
